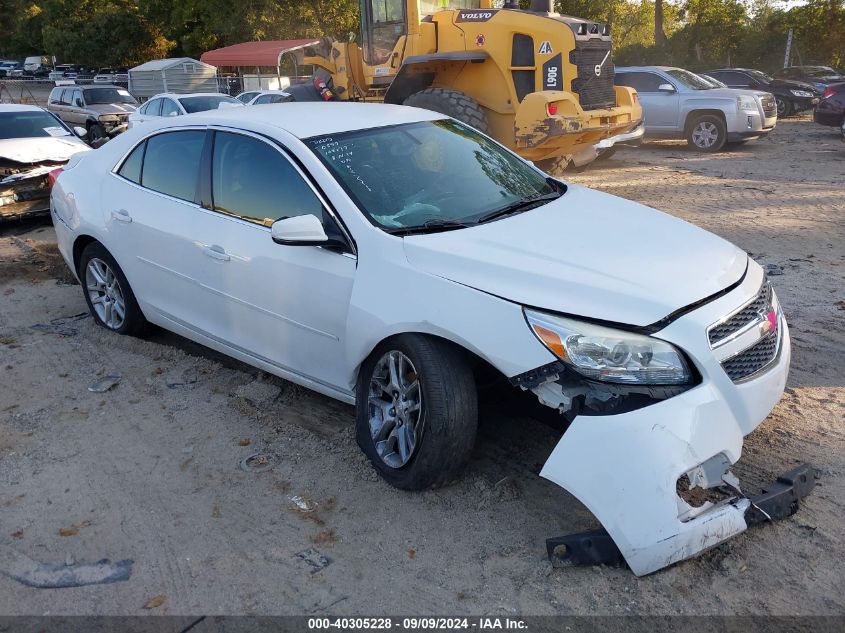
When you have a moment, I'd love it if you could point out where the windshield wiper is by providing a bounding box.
[387,218,475,236]
[476,191,562,225]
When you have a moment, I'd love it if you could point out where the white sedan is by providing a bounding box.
[51,103,796,576]
[127,92,241,128]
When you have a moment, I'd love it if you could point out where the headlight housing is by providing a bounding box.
[98,114,118,122]
[737,95,758,112]
[789,89,813,97]
[525,309,692,385]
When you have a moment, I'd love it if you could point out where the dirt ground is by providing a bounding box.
[0,115,843,618]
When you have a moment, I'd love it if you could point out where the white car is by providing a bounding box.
[51,103,801,576]
[245,90,294,105]
[128,93,242,128]
[1,104,90,220]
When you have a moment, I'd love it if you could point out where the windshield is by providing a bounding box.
[0,111,71,140]
[804,66,839,77]
[305,119,561,233]
[84,88,137,105]
[746,69,773,84]
[179,95,241,113]
[666,69,715,90]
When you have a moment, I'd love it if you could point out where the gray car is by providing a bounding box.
[615,66,777,152]
[47,85,138,144]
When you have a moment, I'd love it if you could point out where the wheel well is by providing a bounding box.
[359,332,507,389]
[684,109,727,134]
[72,235,98,274]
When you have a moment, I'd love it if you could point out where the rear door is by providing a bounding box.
[101,129,218,331]
[617,72,680,130]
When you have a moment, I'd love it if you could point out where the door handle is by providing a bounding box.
[111,209,132,223]
[201,244,231,262]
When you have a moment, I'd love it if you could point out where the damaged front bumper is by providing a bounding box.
[524,264,809,575]
[0,163,57,221]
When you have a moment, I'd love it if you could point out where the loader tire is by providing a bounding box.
[404,88,490,134]
[535,155,571,176]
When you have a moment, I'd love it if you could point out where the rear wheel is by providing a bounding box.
[356,335,478,491]
[775,96,792,118]
[79,242,149,337]
[404,88,489,134]
[686,114,727,152]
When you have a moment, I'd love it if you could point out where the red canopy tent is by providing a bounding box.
[200,40,320,72]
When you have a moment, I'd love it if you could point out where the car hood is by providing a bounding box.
[86,103,137,114]
[769,78,817,92]
[402,185,748,327]
[0,136,90,164]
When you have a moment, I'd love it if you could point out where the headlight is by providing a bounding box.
[525,309,692,385]
[98,115,118,122]
[737,95,758,112]
[789,89,813,97]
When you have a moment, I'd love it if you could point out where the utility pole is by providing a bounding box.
[783,28,793,69]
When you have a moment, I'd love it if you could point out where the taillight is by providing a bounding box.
[547,102,558,116]
[822,87,835,99]
[48,167,64,189]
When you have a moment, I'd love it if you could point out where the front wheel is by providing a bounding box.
[356,335,478,490]
[88,123,107,146]
[687,114,727,152]
[775,97,792,118]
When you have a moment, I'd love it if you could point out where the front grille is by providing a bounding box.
[761,95,777,118]
[569,39,616,110]
[708,281,771,346]
[721,332,779,382]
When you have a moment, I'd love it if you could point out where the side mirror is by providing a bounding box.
[271,214,328,245]
[658,83,676,93]
[73,126,87,138]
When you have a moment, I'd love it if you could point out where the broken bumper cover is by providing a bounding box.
[0,165,54,220]
[536,264,802,575]
[547,463,816,569]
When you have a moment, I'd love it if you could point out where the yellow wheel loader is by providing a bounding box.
[301,0,642,172]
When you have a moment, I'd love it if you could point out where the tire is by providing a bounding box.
[404,88,489,134]
[78,242,149,337]
[356,334,478,491]
[595,146,618,161]
[535,155,571,175]
[775,97,792,118]
[87,123,107,145]
[840,116,845,141]
[686,114,727,152]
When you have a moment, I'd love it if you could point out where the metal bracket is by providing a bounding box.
[745,463,817,526]
[546,528,625,568]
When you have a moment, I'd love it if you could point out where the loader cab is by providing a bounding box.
[360,0,408,66]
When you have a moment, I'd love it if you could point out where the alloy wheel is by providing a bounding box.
[775,97,786,117]
[367,350,423,469]
[85,258,126,330]
[691,122,720,149]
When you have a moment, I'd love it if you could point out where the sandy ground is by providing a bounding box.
[0,115,843,618]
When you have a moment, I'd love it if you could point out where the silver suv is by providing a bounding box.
[615,66,777,151]
[47,85,138,144]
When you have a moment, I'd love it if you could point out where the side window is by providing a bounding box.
[58,89,70,105]
[615,72,662,92]
[118,141,145,184]
[141,131,205,202]
[72,89,83,106]
[142,98,161,116]
[720,71,750,87]
[160,99,180,117]
[211,132,324,226]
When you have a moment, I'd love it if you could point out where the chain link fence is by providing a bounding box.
[0,80,55,107]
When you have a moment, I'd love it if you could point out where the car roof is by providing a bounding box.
[160,102,446,139]
[615,66,680,72]
[0,104,47,113]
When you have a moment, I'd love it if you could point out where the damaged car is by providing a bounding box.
[51,103,811,576]
[1,104,90,222]
[47,85,138,145]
